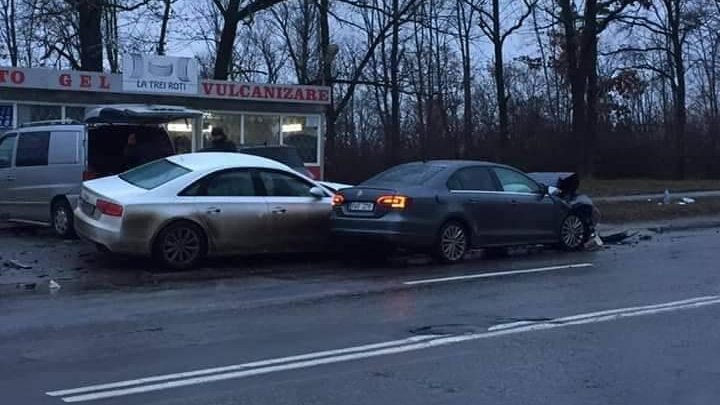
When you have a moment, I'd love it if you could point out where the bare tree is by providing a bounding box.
[551,0,651,176]
[468,0,535,154]
[210,0,286,80]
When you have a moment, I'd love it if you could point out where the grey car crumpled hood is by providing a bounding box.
[529,172,599,225]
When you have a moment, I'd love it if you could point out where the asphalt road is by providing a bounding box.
[2,227,720,405]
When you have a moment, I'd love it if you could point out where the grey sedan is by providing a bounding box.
[331,161,598,263]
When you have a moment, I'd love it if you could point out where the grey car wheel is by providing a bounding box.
[52,200,76,239]
[434,221,468,263]
[154,222,206,270]
[560,214,588,251]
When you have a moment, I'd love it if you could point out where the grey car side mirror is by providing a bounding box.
[310,186,325,199]
[548,186,561,196]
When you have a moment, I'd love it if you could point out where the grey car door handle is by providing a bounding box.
[272,207,287,214]
[206,207,221,214]
[510,200,519,205]
[5,176,15,181]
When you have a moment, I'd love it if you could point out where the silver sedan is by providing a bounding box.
[74,152,333,269]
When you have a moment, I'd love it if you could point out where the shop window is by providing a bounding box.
[17,104,61,125]
[0,105,13,129]
[281,116,319,164]
[203,113,242,147]
[167,119,194,154]
[65,106,88,122]
[244,115,280,146]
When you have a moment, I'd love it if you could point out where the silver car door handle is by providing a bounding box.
[206,207,221,214]
[5,176,15,181]
[272,207,287,214]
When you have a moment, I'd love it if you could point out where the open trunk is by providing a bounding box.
[86,125,175,179]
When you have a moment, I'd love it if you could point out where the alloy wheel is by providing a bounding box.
[440,224,467,262]
[162,226,201,266]
[561,215,585,249]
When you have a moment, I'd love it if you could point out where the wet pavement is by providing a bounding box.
[1,224,720,404]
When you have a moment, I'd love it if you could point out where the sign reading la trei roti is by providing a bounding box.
[0,56,331,105]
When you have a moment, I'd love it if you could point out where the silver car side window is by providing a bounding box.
[205,170,257,197]
[259,170,314,197]
[0,134,17,168]
[493,167,540,194]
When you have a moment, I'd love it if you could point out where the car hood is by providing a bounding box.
[318,181,353,192]
[528,172,580,196]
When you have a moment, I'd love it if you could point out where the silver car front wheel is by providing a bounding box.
[560,214,587,250]
[435,222,468,263]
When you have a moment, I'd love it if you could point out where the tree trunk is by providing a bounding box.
[157,0,172,55]
[462,36,472,157]
[670,4,687,179]
[76,0,103,72]
[580,0,598,177]
[318,0,336,177]
[492,0,509,154]
[213,0,241,80]
[387,0,401,167]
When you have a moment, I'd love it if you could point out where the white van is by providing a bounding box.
[0,105,202,237]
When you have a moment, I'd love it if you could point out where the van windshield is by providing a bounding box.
[119,159,191,190]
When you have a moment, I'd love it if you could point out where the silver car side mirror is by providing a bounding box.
[310,186,325,199]
[548,186,561,196]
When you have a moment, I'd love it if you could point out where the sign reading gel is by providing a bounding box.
[122,54,198,95]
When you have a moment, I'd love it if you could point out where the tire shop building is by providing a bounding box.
[0,57,331,179]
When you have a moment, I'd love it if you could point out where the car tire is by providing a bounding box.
[52,199,76,239]
[433,221,469,264]
[559,213,590,251]
[153,221,207,270]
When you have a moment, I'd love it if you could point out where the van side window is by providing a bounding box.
[0,134,17,168]
[49,131,80,164]
[16,131,50,167]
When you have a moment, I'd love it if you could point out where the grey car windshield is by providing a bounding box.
[119,159,191,190]
[363,163,446,186]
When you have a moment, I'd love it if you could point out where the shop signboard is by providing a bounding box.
[122,54,198,95]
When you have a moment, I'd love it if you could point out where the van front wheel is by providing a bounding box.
[52,199,76,239]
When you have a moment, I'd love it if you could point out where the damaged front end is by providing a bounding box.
[528,172,600,231]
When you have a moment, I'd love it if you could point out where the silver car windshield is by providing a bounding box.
[119,159,191,190]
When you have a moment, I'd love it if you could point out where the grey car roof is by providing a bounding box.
[403,160,502,168]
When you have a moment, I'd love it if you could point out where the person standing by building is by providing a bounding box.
[200,127,237,152]
[123,133,144,170]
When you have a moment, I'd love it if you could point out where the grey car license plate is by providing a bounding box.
[80,199,95,216]
[349,202,374,212]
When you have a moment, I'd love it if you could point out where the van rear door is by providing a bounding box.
[84,105,203,125]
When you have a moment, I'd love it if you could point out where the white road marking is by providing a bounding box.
[45,334,437,397]
[488,295,720,331]
[50,294,720,403]
[403,263,594,286]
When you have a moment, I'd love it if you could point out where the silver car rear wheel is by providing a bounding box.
[154,222,206,270]
[435,222,468,263]
[560,214,587,250]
